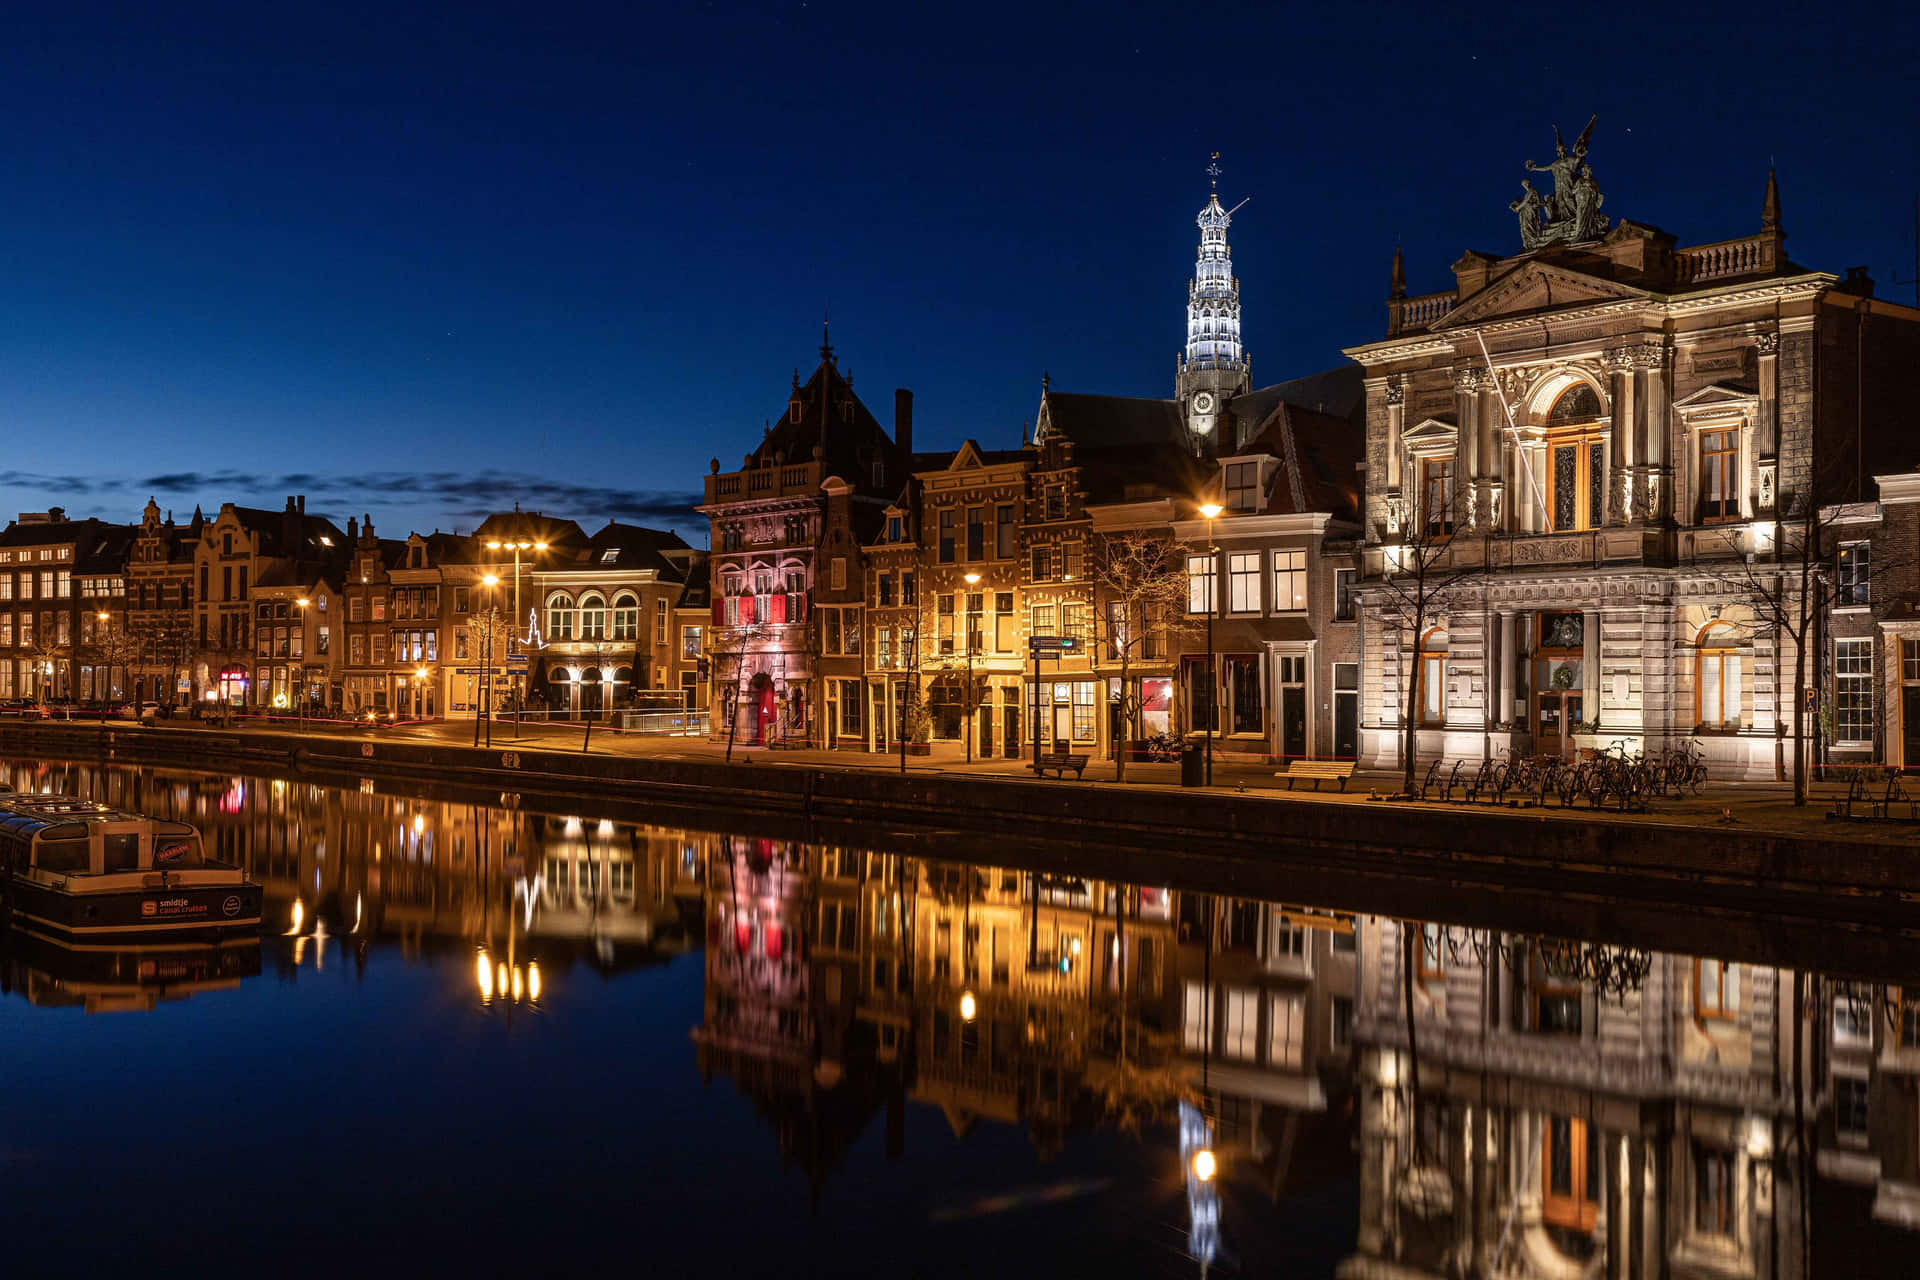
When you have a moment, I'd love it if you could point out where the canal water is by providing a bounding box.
[0,756,1914,1278]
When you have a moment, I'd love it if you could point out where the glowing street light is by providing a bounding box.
[1196,501,1224,786]
[294,598,312,721]
[485,538,548,731]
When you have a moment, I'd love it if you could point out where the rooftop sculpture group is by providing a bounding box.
[1509,115,1609,250]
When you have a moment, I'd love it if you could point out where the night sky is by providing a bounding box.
[2,0,1913,543]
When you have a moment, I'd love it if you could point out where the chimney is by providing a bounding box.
[1840,266,1875,299]
[298,495,306,514]
[346,516,358,541]
[47,506,65,523]
[894,388,913,456]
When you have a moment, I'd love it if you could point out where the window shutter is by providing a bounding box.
[771,594,787,625]
[711,599,724,625]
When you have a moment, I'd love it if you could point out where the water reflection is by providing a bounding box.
[3,755,1917,1276]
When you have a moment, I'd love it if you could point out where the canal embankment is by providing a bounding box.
[6,722,1920,934]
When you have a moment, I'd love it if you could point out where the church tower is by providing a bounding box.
[1175,157,1251,451]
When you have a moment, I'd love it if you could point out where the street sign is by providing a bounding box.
[505,654,528,668]
[1805,688,1818,714]
[1028,635,1079,654]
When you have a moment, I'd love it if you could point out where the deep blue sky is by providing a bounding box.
[2,1,1914,544]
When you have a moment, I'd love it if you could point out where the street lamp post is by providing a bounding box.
[486,539,547,738]
[294,598,311,722]
[95,611,112,723]
[1197,503,1223,786]
[475,574,500,749]
[962,572,981,764]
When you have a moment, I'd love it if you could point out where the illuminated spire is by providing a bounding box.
[1183,156,1245,377]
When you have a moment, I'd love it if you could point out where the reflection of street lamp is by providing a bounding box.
[294,598,312,721]
[962,571,981,764]
[959,990,977,1022]
[1196,503,1223,786]
[486,538,548,733]
[413,666,429,720]
[95,611,111,722]
[1192,1148,1217,1182]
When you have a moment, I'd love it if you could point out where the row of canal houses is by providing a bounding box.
[0,497,708,718]
[700,159,1920,776]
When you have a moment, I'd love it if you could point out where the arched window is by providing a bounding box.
[1697,623,1741,729]
[1545,383,1603,425]
[611,592,639,641]
[546,592,576,642]
[1544,382,1607,532]
[578,592,607,641]
[1418,628,1449,726]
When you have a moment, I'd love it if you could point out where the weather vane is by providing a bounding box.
[1207,152,1221,192]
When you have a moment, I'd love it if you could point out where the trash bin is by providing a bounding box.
[1180,741,1205,788]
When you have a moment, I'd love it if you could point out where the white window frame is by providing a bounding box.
[1273,550,1307,613]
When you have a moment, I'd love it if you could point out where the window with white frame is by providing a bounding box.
[1274,550,1307,612]
[1836,543,1870,607]
[1696,623,1741,729]
[1223,987,1259,1059]
[1834,994,1872,1048]
[1835,638,1873,742]
[1186,555,1214,614]
[1269,994,1305,1068]
[1227,553,1260,613]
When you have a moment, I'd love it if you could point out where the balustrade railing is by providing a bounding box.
[1401,291,1456,328]
[1674,235,1770,286]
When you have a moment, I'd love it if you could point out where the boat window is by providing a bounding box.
[103,833,141,873]
[34,836,90,874]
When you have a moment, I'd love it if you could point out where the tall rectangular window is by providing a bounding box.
[994,593,1014,652]
[1268,994,1304,1068]
[1422,457,1454,536]
[1186,555,1214,614]
[1044,484,1066,521]
[1334,567,1356,620]
[1227,553,1260,613]
[1835,637,1873,742]
[1693,1145,1735,1238]
[1700,427,1739,521]
[995,504,1016,558]
[1031,544,1051,582]
[966,507,985,561]
[1183,981,1209,1052]
[1223,988,1259,1059]
[938,510,956,563]
[1836,543,1871,606]
[1274,550,1307,612]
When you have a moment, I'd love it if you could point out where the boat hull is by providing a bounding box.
[2,875,263,945]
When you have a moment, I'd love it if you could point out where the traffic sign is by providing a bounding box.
[1028,635,1079,653]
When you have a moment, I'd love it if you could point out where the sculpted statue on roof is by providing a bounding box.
[1512,116,1608,249]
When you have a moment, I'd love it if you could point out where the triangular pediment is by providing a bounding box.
[948,439,985,470]
[1401,417,1458,442]
[1433,261,1649,330]
[1673,382,1759,411]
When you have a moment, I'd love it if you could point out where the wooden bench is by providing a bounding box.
[1275,760,1357,791]
[1031,752,1089,779]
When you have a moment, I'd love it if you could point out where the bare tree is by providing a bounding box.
[578,640,619,752]
[1090,531,1202,783]
[1369,488,1482,796]
[133,607,196,709]
[467,604,515,747]
[84,616,142,717]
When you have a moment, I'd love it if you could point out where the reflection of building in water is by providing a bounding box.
[1342,921,1920,1279]
[1177,894,1358,1192]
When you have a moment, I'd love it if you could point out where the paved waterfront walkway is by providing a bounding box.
[33,714,1920,844]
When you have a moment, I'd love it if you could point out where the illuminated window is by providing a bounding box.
[546,593,576,641]
[1183,981,1209,1051]
[1700,426,1739,521]
[1269,993,1304,1068]
[1835,638,1873,741]
[1227,553,1260,612]
[1696,623,1741,729]
[577,593,607,641]
[1223,987,1259,1059]
[1274,550,1307,612]
[1694,958,1739,1022]
[611,592,639,641]
[1422,457,1454,536]
[1418,628,1448,726]
[1186,555,1214,614]
[1836,543,1870,606]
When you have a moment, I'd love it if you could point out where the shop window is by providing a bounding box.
[1225,655,1261,734]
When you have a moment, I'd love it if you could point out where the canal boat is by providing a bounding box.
[0,794,262,943]
[1,928,261,1012]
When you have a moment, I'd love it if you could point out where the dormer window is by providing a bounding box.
[790,399,803,424]
[601,549,620,563]
[886,515,903,543]
[1224,462,1260,513]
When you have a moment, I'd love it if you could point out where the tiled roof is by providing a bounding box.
[1039,391,1186,450]
[752,356,906,495]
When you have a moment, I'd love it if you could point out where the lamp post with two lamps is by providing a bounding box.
[294,597,312,721]
[94,611,112,723]
[485,538,547,735]
[962,571,981,763]
[474,574,501,748]
[1196,502,1223,786]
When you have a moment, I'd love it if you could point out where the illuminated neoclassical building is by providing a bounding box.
[1347,142,1920,777]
